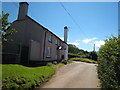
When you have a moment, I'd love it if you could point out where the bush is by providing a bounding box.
[67,60,72,64]
[52,61,58,65]
[97,36,120,88]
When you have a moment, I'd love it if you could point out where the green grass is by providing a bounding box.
[2,64,55,89]
[67,59,73,64]
[69,58,97,64]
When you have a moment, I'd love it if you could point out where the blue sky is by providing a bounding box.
[2,2,118,51]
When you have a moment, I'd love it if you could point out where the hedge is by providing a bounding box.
[97,36,120,88]
[69,58,97,64]
[68,53,81,58]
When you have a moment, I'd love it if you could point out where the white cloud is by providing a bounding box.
[60,37,69,41]
[82,38,97,43]
[68,39,80,46]
[75,40,80,42]
[60,37,64,41]
[94,40,105,47]
[68,42,80,46]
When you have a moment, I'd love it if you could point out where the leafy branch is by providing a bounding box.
[0,11,17,43]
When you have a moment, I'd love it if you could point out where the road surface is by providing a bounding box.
[42,61,100,88]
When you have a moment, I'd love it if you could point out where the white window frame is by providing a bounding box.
[48,35,52,42]
[55,39,58,45]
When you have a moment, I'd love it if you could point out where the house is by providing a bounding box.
[3,2,68,65]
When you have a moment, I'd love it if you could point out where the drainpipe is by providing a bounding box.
[43,31,46,61]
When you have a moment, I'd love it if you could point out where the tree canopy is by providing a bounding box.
[68,44,98,60]
[0,11,17,43]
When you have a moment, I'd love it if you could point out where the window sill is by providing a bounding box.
[48,41,52,43]
[46,56,51,58]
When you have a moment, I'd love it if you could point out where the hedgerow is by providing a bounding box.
[69,58,97,64]
[97,36,120,88]
[68,53,81,58]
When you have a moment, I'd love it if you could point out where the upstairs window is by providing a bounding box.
[48,35,52,42]
[55,39,58,45]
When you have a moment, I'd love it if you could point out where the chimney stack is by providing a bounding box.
[18,2,29,20]
[64,26,68,43]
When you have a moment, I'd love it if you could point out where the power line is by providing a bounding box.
[59,1,87,37]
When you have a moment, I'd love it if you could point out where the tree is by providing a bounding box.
[68,44,90,58]
[89,51,98,61]
[68,44,80,54]
[0,11,17,43]
[68,44,98,60]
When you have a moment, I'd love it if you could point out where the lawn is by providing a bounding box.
[2,64,55,89]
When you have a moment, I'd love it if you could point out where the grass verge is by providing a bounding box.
[69,58,97,64]
[2,64,55,89]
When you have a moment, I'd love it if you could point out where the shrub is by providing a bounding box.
[46,62,53,66]
[97,36,120,88]
[67,59,72,64]
[52,61,58,65]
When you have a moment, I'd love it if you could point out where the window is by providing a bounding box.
[55,39,58,45]
[46,47,51,57]
[48,35,52,42]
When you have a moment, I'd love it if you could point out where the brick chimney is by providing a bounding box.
[18,2,29,20]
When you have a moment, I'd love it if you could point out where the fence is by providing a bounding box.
[2,52,20,64]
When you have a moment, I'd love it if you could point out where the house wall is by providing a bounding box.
[3,16,68,64]
[25,17,68,61]
[3,20,28,64]
[43,31,67,61]
[24,17,45,61]
[3,17,45,63]
[44,32,58,61]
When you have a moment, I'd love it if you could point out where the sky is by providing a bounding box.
[2,2,118,51]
